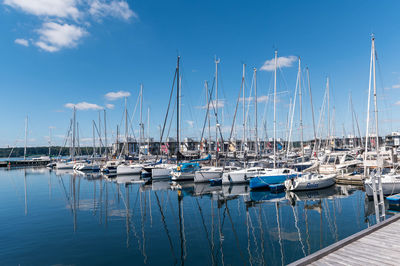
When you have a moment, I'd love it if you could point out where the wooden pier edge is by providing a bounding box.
[288,213,400,266]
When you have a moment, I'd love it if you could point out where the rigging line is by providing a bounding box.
[225,200,247,264]
[155,191,178,264]
[195,198,216,264]
[200,78,216,142]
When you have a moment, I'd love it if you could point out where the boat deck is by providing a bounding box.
[290,213,400,265]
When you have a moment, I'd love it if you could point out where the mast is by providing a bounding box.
[92,121,96,157]
[104,109,108,159]
[327,77,330,147]
[206,81,211,153]
[242,64,246,153]
[124,97,128,156]
[139,84,143,160]
[306,68,317,156]
[24,116,28,160]
[298,58,304,161]
[147,107,150,155]
[254,67,258,157]
[273,50,278,168]
[176,56,180,163]
[372,36,379,153]
[215,58,220,165]
[98,111,102,155]
[72,107,76,160]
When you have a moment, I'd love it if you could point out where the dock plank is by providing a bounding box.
[290,213,400,266]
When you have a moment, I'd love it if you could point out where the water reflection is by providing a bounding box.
[0,168,390,265]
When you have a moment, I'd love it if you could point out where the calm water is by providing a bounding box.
[0,168,389,265]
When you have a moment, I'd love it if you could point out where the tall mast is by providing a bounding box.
[215,58,220,164]
[372,36,379,153]
[298,58,304,160]
[139,84,143,160]
[72,107,76,160]
[93,121,96,156]
[327,77,330,147]
[307,68,317,156]
[254,67,258,157]
[98,111,102,155]
[242,64,246,153]
[176,56,180,163]
[273,50,278,168]
[104,109,108,159]
[365,37,373,162]
[24,116,28,160]
[206,81,211,153]
[147,107,150,155]
[124,97,128,155]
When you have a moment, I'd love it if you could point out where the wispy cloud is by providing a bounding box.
[89,0,137,21]
[105,90,131,100]
[105,103,114,109]
[4,0,136,52]
[65,102,103,110]
[14,38,29,46]
[199,100,224,109]
[4,0,81,19]
[35,22,87,52]
[395,101,400,106]
[392,84,400,89]
[260,55,297,71]
[239,95,270,103]
[186,120,194,128]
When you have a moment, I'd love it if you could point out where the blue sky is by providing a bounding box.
[1,0,400,148]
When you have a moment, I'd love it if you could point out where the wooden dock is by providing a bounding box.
[0,160,50,167]
[290,213,400,265]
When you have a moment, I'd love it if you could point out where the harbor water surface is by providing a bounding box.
[0,168,389,265]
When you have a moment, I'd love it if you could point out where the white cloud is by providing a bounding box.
[239,95,269,103]
[260,55,297,71]
[65,102,103,110]
[200,100,224,109]
[14,38,29,46]
[105,90,131,100]
[105,103,114,109]
[186,120,194,128]
[35,22,87,52]
[395,101,400,106]
[392,84,400,89]
[4,0,136,52]
[89,0,137,21]
[4,0,80,19]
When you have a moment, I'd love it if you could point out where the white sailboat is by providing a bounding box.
[285,173,336,191]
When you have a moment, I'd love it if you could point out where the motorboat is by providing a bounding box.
[284,173,336,191]
[365,169,400,196]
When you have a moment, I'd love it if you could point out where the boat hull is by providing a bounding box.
[194,171,222,183]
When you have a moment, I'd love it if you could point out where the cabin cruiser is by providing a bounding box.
[55,160,75,170]
[284,173,336,191]
[319,153,360,174]
[364,168,400,196]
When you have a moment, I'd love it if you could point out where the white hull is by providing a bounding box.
[171,172,195,181]
[56,162,74,169]
[194,171,222,183]
[285,173,336,191]
[222,167,265,184]
[117,164,143,175]
[365,174,400,196]
[151,164,174,179]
